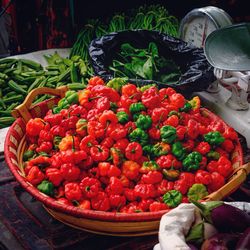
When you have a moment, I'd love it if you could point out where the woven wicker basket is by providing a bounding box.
[5,87,250,236]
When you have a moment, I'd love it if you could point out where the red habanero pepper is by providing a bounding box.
[101,137,114,148]
[95,96,110,112]
[206,160,218,173]
[88,76,105,86]
[182,139,195,152]
[110,147,124,166]
[169,93,185,109]
[60,115,79,130]
[194,170,212,185]
[121,160,140,180]
[199,156,208,170]
[164,115,179,127]
[221,139,234,153]
[124,188,136,201]
[98,162,111,176]
[179,172,195,188]
[149,201,169,212]
[44,112,63,127]
[125,142,143,161]
[121,84,138,97]
[26,156,51,172]
[26,118,45,137]
[106,123,127,140]
[217,156,233,178]
[64,182,83,201]
[80,135,98,153]
[50,125,65,137]
[91,85,120,102]
[60,163,80,181]
[75,119,87,137]
[174,179,189,195]
[80,177,101,198]
[151,107,169,123]
[141,86,160,108]
[156,155,182,169]
[109,194,126,209]
[207,172,225,192]
[58,135,80,151]
[78,156,93,170]
[134,183,157,199]
[36,141,53,153]
[68,104,87,118]
[99,110,118,125]
[120,201,141,213]
[26,166,45,185]
[113,138,129,153]
[141,171,163,184]
[223,127,238,141]
[208,120,225,133]
[199,125,209,135]
[86,108,101,121]
[50,153,62,169]
[91,191,110,211]
[156,179,174,195]
[39,129,53,142]
[45,168,63,186]
[148,125,161,140]
[120,175,130,188]
[106,176,124,195]
[186,119,199,139]
[73,150,88,164]
[119,95,137,110]
[87,121,105,139]
[124,121,136,134]
[195,141,211,155]
[90,145,109,162]
[176,125,186,140]
[138,199,154,212]
[78,89,92,109]
[78,200,91,210]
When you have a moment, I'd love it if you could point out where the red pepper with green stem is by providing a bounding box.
[64,182,83,201]
[90,145,109,162]
[80,177,101,198]
[79,135,98,153]
[125,142,143,161]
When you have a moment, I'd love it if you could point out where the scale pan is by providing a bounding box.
[204,22,250,71]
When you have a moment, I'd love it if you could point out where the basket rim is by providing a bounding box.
[4,107,244,222]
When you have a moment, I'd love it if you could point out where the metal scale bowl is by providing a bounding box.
[199,23,250,147]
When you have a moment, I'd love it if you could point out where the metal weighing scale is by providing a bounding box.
[180,6,250,148]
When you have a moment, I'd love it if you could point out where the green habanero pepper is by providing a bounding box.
[135,114,152,130]
[143,144,153,156]
[53,136,62,149]
[139,84,156,92]
[172,141,186,160]
[160,125,177,144]
[116,111,129,124]
[152,142,170,157]
[23,149,35,161]
[179,102,192,112]
[163,190,182,208]
[204,131,225,146]
[106,77,127,92]
[183,151,202,172]
[140,161,160,173]
[129,128,149,146]
[37,180,54,196]
[187,183,208,201]
[206,150,220,160]
[129,102,146,114]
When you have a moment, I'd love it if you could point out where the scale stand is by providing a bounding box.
[194,69,250,148]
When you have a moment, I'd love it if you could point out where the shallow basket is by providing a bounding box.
[5,87,250,236]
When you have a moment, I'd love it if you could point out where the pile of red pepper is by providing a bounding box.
[23,76,238,213]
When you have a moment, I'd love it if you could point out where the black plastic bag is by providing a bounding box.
[89,30,215,93]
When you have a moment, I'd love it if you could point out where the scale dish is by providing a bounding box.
[204,23,250,71]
